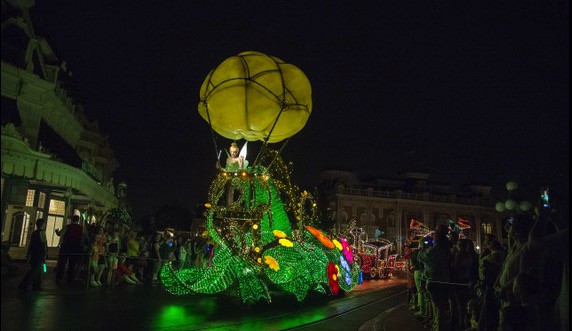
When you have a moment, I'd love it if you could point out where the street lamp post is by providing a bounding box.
[495,181,533,250]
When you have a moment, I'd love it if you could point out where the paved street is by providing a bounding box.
[2,262,425,331]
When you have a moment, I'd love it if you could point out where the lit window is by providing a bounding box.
[46,215,64,247]
[25,189,35,207]
[49,200,66,215]
[482,223,492,234]
[38,192,46,208]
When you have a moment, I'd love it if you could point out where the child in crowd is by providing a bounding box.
[106,229,121,286]
[89,227,106,287]
[115,252,142,285]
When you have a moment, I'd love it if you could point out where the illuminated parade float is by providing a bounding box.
[160,51,360,303]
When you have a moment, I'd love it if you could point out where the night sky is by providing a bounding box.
[29,2,569,220]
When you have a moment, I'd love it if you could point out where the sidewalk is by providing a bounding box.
[358,299,427,331]
[2,259,90,292]
[371,304,427,331]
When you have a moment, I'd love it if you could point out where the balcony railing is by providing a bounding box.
[336,186,493,206]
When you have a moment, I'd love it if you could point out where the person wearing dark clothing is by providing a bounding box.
[451,238,479,330]
[19,218,48,291]
[55,215,85,283]
[419,224,453,331]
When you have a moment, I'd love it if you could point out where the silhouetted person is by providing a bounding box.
[495,214,535,330]
[55,215,84,284]
[419,224,453,331]
[451,238,479,330]
[18,218,47,291]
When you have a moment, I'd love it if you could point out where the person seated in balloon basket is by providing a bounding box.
[225,142,244,171]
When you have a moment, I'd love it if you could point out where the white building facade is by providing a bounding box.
[320,170,501,253]
[1,0,119,259]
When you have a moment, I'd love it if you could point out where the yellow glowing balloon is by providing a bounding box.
[198,51,312,143]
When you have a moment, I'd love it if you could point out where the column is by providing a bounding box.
[474,215,482,250]
[396,204,403,255]
[1,177,14,237]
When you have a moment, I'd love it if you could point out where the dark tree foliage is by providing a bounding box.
[154,204,194,232]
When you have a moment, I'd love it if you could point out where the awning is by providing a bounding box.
[2,134,117,208]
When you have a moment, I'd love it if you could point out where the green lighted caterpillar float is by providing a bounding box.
[160,51,360,303]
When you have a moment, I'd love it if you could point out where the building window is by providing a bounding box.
[9,212,30,247]
[37,192,46,208]
[482,223,492,235]
[46,199,66,248]
[49,199,66,215]
[46,215,64,248]
[25,189,35,207]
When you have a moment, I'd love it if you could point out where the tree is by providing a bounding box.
[153,204,194,232]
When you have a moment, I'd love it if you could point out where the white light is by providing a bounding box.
[506,181,518,191]
[505,199,517,210]
[495,201,506,212]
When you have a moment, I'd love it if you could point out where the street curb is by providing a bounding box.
[374,303,407,331]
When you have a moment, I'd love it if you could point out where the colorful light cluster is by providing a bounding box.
[160,151,359,303]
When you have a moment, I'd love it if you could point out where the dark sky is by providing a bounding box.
[30,1,569,219]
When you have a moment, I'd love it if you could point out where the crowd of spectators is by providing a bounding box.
[407,207,568,331]
[26,218,214,289]
[14,204,567,331]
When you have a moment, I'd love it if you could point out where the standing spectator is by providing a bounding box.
[183,238,194,268]
[520,206,569,331]
[477,239,506,331]
[135,235,149,282]
[188,236,197,268]
[18,218,48,291]
[159,233,176,270]
[150,232,164,284]
[194,236,206,267]
[55,215,85,284]
[125,230,140,267]
[176,236,187,270]
[205,238,216,268]
[105,229,121,286]
[406,242,418,310]
[451,238,479,330]
[89,226,106,287]
[495,214,535,330]
[419,224,453,331]
[412,239,428,319]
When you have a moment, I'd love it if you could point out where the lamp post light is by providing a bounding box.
[496,181,532,216]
